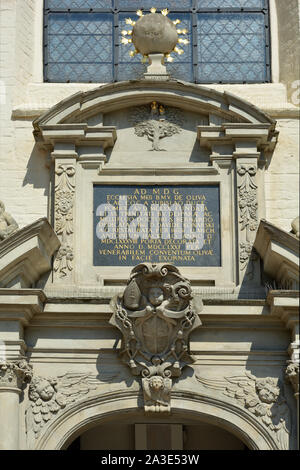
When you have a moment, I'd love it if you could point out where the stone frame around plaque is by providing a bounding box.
[75,165,236,289]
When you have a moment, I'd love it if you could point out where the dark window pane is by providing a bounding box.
[47,0,112,8]
[46,13,113,82]
[197,0,264,8]
[197,13,267,82]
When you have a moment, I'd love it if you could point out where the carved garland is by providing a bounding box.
[237,164,258,274]
[53,165,75,278]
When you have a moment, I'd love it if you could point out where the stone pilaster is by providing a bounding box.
[0,359,32,449]
[51,143,78,284]
[233,139,261,286]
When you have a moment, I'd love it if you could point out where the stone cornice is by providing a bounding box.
[0,289,46,325]
[32,80,276,135]
[267,290,299,330]
[254,220,299,289]
[197,123,278,152]
[0,218,60,288]
[35,124,117,150]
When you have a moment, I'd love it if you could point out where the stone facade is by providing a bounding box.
[0,1,299,451]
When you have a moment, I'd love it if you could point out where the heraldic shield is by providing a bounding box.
[109,263,203,413]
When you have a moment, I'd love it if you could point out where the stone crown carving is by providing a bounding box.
[110,263,202,412]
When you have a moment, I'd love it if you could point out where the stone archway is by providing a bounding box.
[34,391,280,450]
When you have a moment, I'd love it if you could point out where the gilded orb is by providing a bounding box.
[132,13,178,55]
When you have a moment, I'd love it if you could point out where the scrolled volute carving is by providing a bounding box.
[0,359,32,390]
[110,262,202,413]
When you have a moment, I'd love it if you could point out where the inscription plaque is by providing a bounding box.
[93,185,221,267]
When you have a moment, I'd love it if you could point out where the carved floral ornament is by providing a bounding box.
[109,263,203,413]
[53,165,75,278]
[196,371,291,450]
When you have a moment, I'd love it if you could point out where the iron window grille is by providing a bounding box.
[44,0,271,84]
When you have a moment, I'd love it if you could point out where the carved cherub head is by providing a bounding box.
[29,377,57,402]
[256,378,280,404]
[149,375,164,392]
[148,287,164,306]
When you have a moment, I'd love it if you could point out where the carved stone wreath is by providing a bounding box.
[110,262,203,413]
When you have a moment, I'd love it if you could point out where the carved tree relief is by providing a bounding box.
[110,263,203,413]
[196,371,291,450]
[130,102,183,151]
[53,165,75,278]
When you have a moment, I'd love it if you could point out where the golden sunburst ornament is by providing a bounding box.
[121,7,189,63]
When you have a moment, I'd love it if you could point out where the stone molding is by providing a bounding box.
[0,218,60,288]
[32,390,281,450]
[35,124,117,151]
[255,219,300,291]
[32,80,276,132]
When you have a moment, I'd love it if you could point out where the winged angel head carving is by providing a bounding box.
[130,102,183,151]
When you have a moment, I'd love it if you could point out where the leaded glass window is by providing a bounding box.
[44,0,270,83]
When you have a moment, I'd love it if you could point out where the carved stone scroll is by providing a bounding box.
[110,263,203,413]
[53,165,75,278]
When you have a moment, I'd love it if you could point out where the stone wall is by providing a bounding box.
[0,1,299,233]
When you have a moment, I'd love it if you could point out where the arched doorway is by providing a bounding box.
[34,392,279,450]
[66,420,249,451]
